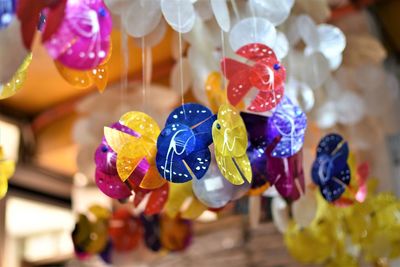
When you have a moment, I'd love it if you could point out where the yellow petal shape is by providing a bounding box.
[139,165,167,190]
[55,61,92,88]
[90,64,108,93]
[104,126,137,153]
[212,104,252,184]
[119,111,161,143]
[55,61,110,93]
[0,53,32,100]
[55,44,111,93]
[117,142,147,181]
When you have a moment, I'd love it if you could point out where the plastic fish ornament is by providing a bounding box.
[221,43,286,112]
[0,53,32,99]
[45,0,112,70]
[104,112,166,190]
[0,146,15,199]
[156,103,216,183]
[267,96,307,158]
[212,104,252,185]
[94,125,133,200]
[311,134,351,202]
[241,112,270,195]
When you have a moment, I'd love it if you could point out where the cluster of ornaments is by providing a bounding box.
[284,177,400,267]
[72,205,192,261]
[94,43,309,219]
[0,0,113,99]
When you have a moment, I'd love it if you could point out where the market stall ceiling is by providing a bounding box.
[0,30,174,115]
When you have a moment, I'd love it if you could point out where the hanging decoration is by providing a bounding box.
[72,205,110,256]
[284,184,400,267]
[311,133,351,202]
[103,112,165,190]
[212,104,252,185]
[156,103,216,183]
[221,43,286,112]
[241,112,271,195]
[2,1,397,266]
[72,205,193,259]
[44,0,112,70]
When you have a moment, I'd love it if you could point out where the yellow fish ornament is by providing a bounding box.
[212,104,252,185]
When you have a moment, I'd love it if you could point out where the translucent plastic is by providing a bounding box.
[229,17,276,52]
[212,104,252,185]
[161,0,195,33]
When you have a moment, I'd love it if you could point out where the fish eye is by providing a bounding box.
[216,123,221,130]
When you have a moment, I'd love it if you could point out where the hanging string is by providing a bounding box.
[231,0,240,21]
[120,16,129,114]
[177,6,187,118]
[248,0,258,45]
[220,29,228,104]
[141,37,146,112]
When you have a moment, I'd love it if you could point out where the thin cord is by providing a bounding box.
[248,0,258,43]
[220,29,228,104]
[141,37,146,112]
[231,0,240,20]
[177,7,187,118]
[120,16,129,114]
